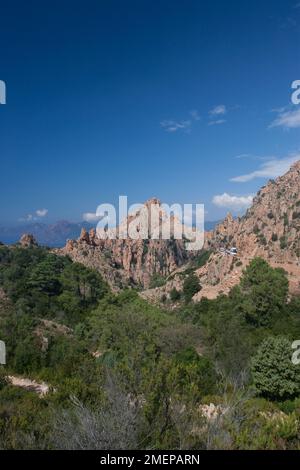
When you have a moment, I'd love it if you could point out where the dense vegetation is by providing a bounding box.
[0,245,300,449]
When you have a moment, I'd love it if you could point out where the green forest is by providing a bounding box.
[0,244,300,449]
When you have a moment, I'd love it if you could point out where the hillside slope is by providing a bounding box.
[194,160,300,300]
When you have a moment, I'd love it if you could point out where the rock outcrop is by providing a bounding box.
[19,233,38,248]
[194,160,300,299]
[6,375,53,397]
[59,198,200,289]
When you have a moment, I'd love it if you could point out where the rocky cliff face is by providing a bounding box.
[207,160,300,260]
[194,160,300,299]
[59,198,199,290]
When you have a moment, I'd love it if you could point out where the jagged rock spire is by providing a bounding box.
[19,234,38,247]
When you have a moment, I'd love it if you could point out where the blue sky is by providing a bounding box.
[0,0,300,225]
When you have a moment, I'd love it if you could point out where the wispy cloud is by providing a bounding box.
[209,104,226,116]
[270,106,287,113]
[234,154,272,161]
[269,108,300,129]
[208,104,227,125]
[83,212,103,222]
[160,119,191,133]
[230,155,299,183]
[208,119,226,126]
[160,109,201,133]
[279,2,300,31]
[19,214,35,222]
[189,109,200,120]
[212,193,253,211]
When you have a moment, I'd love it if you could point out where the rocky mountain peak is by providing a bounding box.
[144,197,161,207]
[96,197,197,243]
[60,198,199,290]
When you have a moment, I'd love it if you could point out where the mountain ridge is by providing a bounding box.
[0,220,95,247]
[0,219,218,248]
[7,161,300,298]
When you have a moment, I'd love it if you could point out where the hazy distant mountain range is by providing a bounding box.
[0,219,218,247]
[0,221,94,247]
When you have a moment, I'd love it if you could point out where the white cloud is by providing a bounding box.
[19,208,48,222]
[209,104,226,116]
[160,109,200,133]
[160,119,191,133]
[269,108,300,129]
[208,105,227,126]
[230,155,299,183]
[83,212,103,222]
[36,208,48,217]
[208,119,226,126]
[212,193,253,211]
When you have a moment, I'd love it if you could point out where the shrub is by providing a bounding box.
[238,258,288,327]
[280,236,287,249]
[149,273,166,289]
[170,288,181,302]
[251,336,300,400]
[183,274,201,303]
